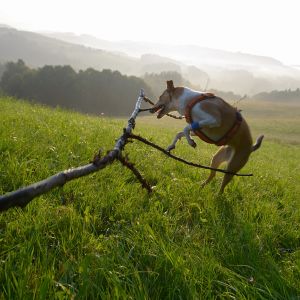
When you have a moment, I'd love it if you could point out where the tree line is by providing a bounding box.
[1,60,298,115]
[252,89,300,103]
[0,60,154,116]
[0,63,5,81]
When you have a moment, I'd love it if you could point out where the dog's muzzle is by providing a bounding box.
[150,105,164,114]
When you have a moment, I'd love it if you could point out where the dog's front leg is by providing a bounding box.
[166,132,185,152]
[183,124,197,148]
[184,112,221,148]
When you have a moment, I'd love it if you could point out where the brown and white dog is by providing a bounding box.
[150,80,264,193]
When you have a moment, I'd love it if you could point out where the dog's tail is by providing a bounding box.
[252,135,264,152]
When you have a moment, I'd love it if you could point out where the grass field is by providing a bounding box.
[0,96,300,299]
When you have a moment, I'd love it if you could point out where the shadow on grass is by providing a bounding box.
[212,192,299,298]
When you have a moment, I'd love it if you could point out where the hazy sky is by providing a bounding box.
[1,0,299,65]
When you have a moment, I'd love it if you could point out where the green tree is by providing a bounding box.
[0,61,154,116]
[1,59,33,98]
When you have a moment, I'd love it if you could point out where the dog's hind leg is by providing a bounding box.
[219,150,250,193]
[166,132,185,152]
[201,146,232,188]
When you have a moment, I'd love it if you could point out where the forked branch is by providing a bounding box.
[0,90,146,212]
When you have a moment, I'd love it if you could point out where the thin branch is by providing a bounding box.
[232,94,247,108]
[129,133,253,177]
[117,154,152,193]
[204,77,210,92]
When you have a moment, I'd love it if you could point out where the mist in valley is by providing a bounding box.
[1,0,299,114]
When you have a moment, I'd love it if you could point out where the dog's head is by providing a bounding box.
[150,80,176,118]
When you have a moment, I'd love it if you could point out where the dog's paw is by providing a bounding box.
[188,139,197,148]
[166,145,175,152]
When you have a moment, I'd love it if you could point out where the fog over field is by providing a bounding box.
[43,31,300,95]
[1,0,299,97]
[0,24,300,98]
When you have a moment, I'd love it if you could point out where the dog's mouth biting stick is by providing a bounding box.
[150,105,166,118]
[140,96,184,120]
[139,102,165,118]
[149,104,164,113]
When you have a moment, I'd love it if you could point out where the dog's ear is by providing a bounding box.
[166,80,175,92]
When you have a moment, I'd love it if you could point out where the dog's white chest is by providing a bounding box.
[178,88,217,127]
[178,88,204,115]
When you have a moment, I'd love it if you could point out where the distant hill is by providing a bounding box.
[44,32,282,67]
[0,24,13,28]
[0,27,192,77]
[45,32,300,95]
[1,26,300,96]
[0,27,211,91]
[0,27,137,74]
[45,32,295,72]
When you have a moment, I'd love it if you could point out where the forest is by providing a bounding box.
[1,60,299,118]
[252,88,300,102]
[0,60,154,116]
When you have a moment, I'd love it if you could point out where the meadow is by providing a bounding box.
[0,96,300,299]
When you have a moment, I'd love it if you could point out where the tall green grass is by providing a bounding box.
[0,97,300,299]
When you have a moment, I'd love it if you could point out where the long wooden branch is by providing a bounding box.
[129,133,253,177]
[0,90,146,212]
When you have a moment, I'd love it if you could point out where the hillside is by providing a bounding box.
[46,32,300,94]
[45,32,283,67]
[0,27,137,74]
[0,27,208,86]
[0,97,300,298]
[2,26,300,96]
